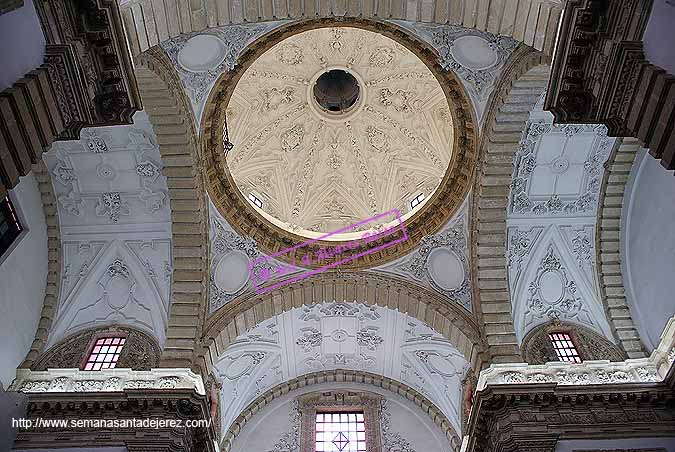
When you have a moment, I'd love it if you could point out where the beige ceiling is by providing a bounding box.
[226,26,454,238]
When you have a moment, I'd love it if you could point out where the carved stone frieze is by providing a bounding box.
[12,382,215,452]
[546,0,675,170]
[10,368,205,394]
[34,0,141,137]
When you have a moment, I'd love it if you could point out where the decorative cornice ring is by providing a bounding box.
[200,18,477,270]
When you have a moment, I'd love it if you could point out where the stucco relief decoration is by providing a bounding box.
[377,210,472,310]
[162,22,286,119]
[225,26,454,238]
[208,202,298,312]
[45,118,170,226]
[212,303,470,439]
[268,400,301,452]
[525,246,595,331]
[379,399,417,452]
[44,113,173,348]
[509,120,614,216]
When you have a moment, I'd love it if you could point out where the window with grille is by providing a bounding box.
[548,332,582,363]
[409,192,425,210]
[83,336,126,370]
[0,195,23,259]
[248,192,263,209]
[315,412,366,452]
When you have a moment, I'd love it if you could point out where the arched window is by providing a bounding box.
[32,326,160,371]
[521,321,626,364]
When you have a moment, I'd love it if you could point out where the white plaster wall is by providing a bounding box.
[231,382,453,452]
[0,173,49,388]
[556,437,675,452]
[622,149,675,351]
[0,0,46,91]
[643,0,675,76]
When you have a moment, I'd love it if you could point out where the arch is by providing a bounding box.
[134,48,210,368]
[470,46,550,363]
[119,0,562,56]
[200,18,478,270]
[199,271,484,373]
[19,161,62,369]
[220,369,463,452]
[31,324,161,370]
[521,320,626,364]
[596,137,647,358]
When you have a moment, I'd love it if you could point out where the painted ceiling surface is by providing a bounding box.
[214,302,469,439]
[225,26,454,238]
[43,112,173,348]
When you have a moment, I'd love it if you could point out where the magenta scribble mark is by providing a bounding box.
[248,209,407,294]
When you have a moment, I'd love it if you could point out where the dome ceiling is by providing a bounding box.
[226,26,454,239]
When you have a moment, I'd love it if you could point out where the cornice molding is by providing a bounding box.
[201,18,478,270]
[10,367,205,394]
[464,316,675,452]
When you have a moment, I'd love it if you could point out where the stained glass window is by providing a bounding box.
[549,332,582,363]
[0,195,22,258]
[83,336,126,370]
[315,412,366,452]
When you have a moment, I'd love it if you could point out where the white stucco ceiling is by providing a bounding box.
[43,112,172,348]
[225,26,454,239]
[506,100,617,343]
[213,301,469,440]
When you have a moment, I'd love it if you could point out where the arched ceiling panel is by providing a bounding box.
[43,112,173,348]
[212,301,470,440]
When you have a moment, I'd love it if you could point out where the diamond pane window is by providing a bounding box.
[315,412,366,452]
[0,196,23,258]
[83,336,126,370]
[549,332,582,363]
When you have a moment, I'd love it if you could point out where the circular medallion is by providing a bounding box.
[178,34,227,72]
[105,277,131,310]
[550,156,570,174]
[450,35,498,70]
[331,329,349,342]
[427,248,465,290]
[214,251,250,294]
[539,271,565,304]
